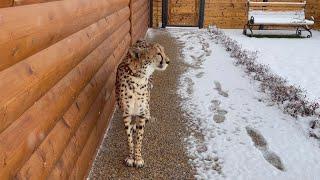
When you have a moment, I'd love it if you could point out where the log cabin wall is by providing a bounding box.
[152,0,162,27]
[0,0,149,179]
[152,0,320,29]
[306,0,320,29]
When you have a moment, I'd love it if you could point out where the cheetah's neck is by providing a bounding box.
[144,65,155,79]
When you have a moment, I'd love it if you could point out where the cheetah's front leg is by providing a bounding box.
[123,116,135,167]
[135,116,147,168]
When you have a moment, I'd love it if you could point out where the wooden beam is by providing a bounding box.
[13,0,60,6]
[132,2,148,24]
[132,0,147,11]
[0,0,129,72]
[16,30,130,180]
[47,81,116,179]
[132,10,148,41]
[69,92,116,180]
[0,22,130,179]
[249,1,306,7]
[149,0,153,27]
[0,8,129,134]
[0,0,13,8]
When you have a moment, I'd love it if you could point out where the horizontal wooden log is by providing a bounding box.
[132,9,148,35]
[48,73,117,180]
[16,34,131,180]
[132,11,148,42]
[0,9,129,134]
[134,25,148,43]
[249,2,306,7]
[48,35,129,179]
[132,1,148,25]
[13,0,61,6]
[0,0,129,71]
[69,92,116,180]
[0,0,13,8]
[132,0,147,12]
[0,22,130,179]
[131,0,149,14]
[134,19,148,42]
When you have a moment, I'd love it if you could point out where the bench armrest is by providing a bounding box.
[311,16,315,21]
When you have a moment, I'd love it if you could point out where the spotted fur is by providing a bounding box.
[115,40,169,168]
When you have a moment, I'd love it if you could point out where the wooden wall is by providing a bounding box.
[152,0,162,27]
[152,0,320,29]
[168,0,199,26]
[306,0,320,29]
[204,0,247,28]
[0,0,149,179]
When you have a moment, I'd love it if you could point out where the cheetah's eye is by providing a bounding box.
[157,53,163,61]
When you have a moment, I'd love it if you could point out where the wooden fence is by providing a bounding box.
[0,0,149,179]
[152,0,320,29]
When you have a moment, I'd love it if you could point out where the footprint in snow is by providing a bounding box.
[213,109,228,123]
[246,126,285,171]
[214,81,229,98]
[213,114,225,123]
[196,72,205,78]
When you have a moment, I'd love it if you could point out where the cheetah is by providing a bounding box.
[115,40,169,168]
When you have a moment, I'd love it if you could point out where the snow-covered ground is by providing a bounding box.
[168,28,320,180]
[223,29,320,102]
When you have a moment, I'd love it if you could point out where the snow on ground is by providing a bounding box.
[223,29,320,102]
[168,28,320,180]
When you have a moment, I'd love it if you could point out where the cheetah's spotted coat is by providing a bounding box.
[115,40,170,168]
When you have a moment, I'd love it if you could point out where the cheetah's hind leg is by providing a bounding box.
[134,116,147,168]
[123,116,135,167]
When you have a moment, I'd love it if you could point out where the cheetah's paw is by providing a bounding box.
[134,158,144,168]
[125,157,135,167]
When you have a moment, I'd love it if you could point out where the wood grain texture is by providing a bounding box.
[0,0,13,8]
[132,11,148,42]
[48,74,117,180]
[152,0,319,29]
[0,21,130,180]
[69,92,116,180]
[132,1,148,24]
[49,35,129,180]
[0,0,129,72]
[13,0,60,6]
[0,8,129,134]
[0,0,149,178]
[132,0,147,11]
[16,31,131,180]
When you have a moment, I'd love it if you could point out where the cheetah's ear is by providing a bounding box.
[129,47,142,60]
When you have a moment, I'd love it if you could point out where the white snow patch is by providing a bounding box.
[223,29,320,102]
[168,28,320,180]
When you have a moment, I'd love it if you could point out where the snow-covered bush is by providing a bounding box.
[208,26,319,120]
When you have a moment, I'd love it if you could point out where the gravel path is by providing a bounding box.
[88,29,194,179]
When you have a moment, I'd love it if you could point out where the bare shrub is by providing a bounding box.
[208,26,319,121]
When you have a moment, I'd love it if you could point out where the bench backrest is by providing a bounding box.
[248,1,307,21]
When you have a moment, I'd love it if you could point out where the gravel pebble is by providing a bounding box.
[88,29,194,179]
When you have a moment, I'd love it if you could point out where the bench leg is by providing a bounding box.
[243,25,247,35]
[297,26,312,38]
[296,27,302,37]
[303,25,312,38]
[248,24,254,37]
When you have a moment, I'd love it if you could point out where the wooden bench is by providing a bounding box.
[243,1,315,38]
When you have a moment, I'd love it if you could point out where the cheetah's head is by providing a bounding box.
[129,41,170,75]
[147,43,170,71]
